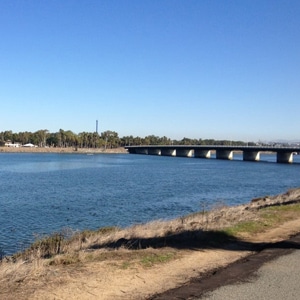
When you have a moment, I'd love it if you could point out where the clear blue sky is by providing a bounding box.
[1,0,299,142]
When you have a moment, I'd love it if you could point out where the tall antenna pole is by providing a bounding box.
[96,120,98,134]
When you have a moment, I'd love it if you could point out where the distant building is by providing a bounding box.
[5,141,21,147]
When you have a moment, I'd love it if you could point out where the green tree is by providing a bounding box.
[18,131,31,145]
[33,130,49,147]
[3,130,13,142]
[47,133,59,147]
[101,130,119,149]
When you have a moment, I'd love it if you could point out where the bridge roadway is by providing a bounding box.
[124,145,300,163]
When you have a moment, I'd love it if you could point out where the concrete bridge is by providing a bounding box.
[124,145,300,163]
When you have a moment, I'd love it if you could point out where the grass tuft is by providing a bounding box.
[48,253,80,266]
[140,252,175,267]
[26,233,64,259]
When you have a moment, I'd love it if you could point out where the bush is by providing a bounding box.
[30,233,64,258]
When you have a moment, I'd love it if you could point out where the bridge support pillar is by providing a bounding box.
[135,148,148,155]
[277,152,293,163]
[176,149,193,157]
[216,149,233,160]
[161,148,176,156]
[243,151,260,161]
[127,148,136,154]
[194,149,211,158]
[148,148,161,155]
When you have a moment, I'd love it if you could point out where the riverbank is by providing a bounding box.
[1,188,300,299]
[0,146,128,154]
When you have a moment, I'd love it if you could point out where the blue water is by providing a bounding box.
[0,153,300,255]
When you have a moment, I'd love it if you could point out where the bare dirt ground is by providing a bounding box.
[0,146,128,154]
[1,189,300,300]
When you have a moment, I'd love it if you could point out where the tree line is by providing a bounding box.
[0,129,256,149]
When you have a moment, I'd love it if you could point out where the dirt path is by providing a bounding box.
[1,218,299,300]
[31,250,249,300]
[150,220,300,300]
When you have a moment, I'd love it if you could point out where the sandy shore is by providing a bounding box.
[0,146,128,154]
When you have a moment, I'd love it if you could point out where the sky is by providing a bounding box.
[1,0,299,142]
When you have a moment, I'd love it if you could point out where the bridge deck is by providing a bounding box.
[124,145,300,163]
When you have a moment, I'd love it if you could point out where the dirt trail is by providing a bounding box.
[30,219,300,300]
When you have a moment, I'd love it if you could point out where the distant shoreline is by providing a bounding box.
[0,146,128,154]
